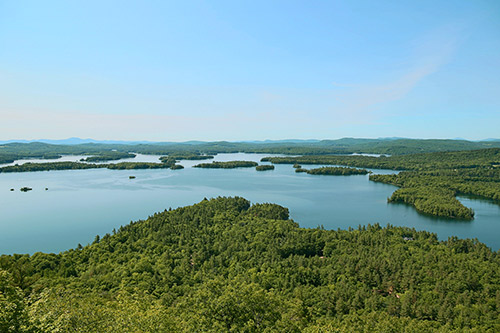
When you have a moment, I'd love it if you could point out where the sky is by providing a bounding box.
[0,0,499,141]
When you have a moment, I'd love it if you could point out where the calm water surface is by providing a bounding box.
[1,153,499,254]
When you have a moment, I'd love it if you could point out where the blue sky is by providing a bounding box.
[1,0,499,141]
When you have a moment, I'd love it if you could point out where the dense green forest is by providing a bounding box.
[0,197,499,332]
[163,153,214,160]
[255,165,275,171]
[262,148,500,170]
[2,138,500,164]
[0,161,182,173]
[193,161,259,169]
[295,166,370,176]
[80,152,136,162]
[265,149,500,219]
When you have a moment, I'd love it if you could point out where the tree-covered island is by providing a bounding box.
[0,161,180,173]
[80,152,136,162]
[193,161,259,168]
[255,165,275,171]
[296,166,370,176]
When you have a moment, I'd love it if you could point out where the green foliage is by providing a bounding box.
[302,166,370,176]
[0,270,30,332]
[1,197,499,331]
[28,289,178,332]
[164,153,214,160]
[0,162,106,173]
[193,161,259,169]
[80,152,136,162]
[388,186,474,219]
[170,164,184,170]
[0,161,175,173]
[263,148,500,171]
[247,202,289,220]
[255,165,275,171]
[106,162,173,170]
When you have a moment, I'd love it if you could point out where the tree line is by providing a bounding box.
[193,161,258,169]
[295,166,370,175]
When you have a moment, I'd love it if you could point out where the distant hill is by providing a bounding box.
[2,138,500,164]
[1,136,499,146]
[0,137,155,145]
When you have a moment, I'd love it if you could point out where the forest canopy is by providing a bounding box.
[0,197,499,332]
[193,161,258,169]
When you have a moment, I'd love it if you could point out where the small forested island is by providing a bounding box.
[255,164,275,171]
[80,151,136,162]
[0,197,499,332]
[297,166,370,176]
[106,162,176,170]
[265,148,500,220]
[0,162,106,173]
[0,161,179,173]
[193,161,258,168]
[165,153,214,160]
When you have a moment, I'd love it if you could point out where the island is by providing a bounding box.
[298,166,370,175]
[161,153,214,160]
[80,152,136,162]
[0,161,178,173]
[255,165,275,171]
[193,161,258,169]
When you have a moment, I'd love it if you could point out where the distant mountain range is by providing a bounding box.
[0,137,155,145]
[0,137,499,145]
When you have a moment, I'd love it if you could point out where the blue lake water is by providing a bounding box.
[1,153,499,254]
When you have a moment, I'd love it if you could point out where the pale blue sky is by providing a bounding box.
[1,0,499,141]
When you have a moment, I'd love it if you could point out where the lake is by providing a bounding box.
[1,153,499,254]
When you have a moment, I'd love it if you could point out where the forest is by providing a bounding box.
[0,161,183,173]
[265,149,500,219]
[193,161,259,169]
[295,166,370,176]
[80,152,136,162]
[255,165,275,171]
[0,197,499,332]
